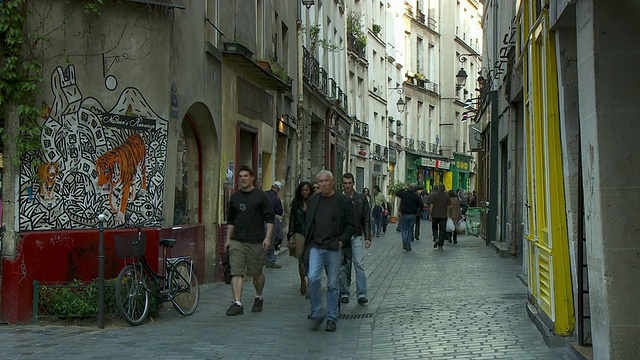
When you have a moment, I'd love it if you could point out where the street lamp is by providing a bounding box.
[388,87,406,113]
[396,98,406,113]
[301,0,314,9]
[455,68,468,89]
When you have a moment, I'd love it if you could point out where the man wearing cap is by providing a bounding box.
[265,181,284,268]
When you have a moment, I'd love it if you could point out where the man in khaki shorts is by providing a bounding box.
[225,165,275,315]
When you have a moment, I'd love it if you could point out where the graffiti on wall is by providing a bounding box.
[19,65,168,230]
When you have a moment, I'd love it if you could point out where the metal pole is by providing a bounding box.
[97,214,106,328]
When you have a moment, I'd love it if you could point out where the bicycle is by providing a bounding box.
[114,219,200,326]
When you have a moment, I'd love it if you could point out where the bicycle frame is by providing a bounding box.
[125,227,195,302]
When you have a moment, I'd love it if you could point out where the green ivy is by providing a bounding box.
[0,0,106,165]
[0,0,43,165]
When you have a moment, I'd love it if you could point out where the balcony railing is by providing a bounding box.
[374,143,381,155]
[417,10,426,24]
[418,140,427,151]
[404,2,413,17]
[353,121,361,136]
[429,143,439,154]
[303,46,348,112]
[407,138,415,150]
[347,33,366,59]
[362,122,369,138]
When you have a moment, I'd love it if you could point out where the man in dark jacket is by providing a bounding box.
[303,170,356,332]
[429,184,452,250]
[339,173,372,305]
[395,183,421,251]
[265,181,284,268]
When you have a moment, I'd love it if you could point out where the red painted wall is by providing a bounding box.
[1,224,205,324]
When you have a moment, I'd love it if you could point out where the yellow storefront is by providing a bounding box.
[518,0,574,335]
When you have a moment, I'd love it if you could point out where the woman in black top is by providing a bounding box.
[287,181,312,295]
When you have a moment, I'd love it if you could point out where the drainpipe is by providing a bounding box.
[296,4,304,182]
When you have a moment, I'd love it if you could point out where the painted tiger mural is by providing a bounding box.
[37,161,59,200]
[96,134,147,223]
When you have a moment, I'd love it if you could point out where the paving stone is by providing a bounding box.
[0,230,577,359]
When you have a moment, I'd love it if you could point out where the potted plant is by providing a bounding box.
[372,23,381,36]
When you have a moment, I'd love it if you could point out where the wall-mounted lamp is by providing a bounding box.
[302,0,315,9]
[455,68,468,89]
[388,87,405,113]
[456,53,480,89]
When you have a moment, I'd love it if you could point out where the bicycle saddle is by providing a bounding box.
[160,238,176,248]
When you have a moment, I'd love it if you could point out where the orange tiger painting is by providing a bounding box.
[38,161,59,200]
[96,134,147,223]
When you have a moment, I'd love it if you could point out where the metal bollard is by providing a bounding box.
[97,214,106,329]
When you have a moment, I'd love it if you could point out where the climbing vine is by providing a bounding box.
[0,0,106,165]
[0,0,43,165]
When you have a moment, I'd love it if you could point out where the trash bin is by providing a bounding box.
[466,207,482,237]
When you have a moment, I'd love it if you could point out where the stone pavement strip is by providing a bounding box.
[0,227,578,360]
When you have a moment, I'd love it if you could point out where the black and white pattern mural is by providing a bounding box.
[19,65,169,230]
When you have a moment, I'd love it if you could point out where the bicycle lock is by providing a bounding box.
[97,214,106,329]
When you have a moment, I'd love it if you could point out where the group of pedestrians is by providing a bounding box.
[224,167,371,332]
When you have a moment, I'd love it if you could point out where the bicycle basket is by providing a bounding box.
[114,231,147,258]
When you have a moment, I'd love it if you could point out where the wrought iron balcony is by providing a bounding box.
[429,142,439,154]
[404,1,413,17]
[347,33,366,59]
[374,143,381,155]
[407,138,415,150]
[353,121,361,136]
[303,46,348,112]
[383,146,389,160]
[417,10,426,24]
[362,122,369,138]
[418,140,427,151]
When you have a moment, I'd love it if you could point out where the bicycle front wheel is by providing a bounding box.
[170,260,200,316]
[115,264,150,326]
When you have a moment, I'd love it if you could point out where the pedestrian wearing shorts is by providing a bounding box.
[225,165,275,316]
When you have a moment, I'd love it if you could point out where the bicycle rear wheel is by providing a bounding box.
[115,264,150,326]
[170,260,200,316]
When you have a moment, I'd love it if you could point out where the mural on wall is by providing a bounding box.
[19,65,168,230]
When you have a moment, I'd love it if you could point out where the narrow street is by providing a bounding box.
[0,228,575,360]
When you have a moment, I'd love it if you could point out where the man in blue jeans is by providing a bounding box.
[302,170,355,332]
[395,184,421,251]
[339,173,372,306]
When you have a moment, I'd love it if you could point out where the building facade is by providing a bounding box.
[479,0,640,357]
[0,0,300,323]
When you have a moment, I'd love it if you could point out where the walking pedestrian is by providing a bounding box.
[414,187,424,241]
[457,189,469,215]
[427,187,439,241]
[287,181,312,295]
[370,185,387,237]
[225,165,274,316]
[395,183,421,251]
[381,201,390,234]
[339,173,371,305]
[429,184,452,250]
[302,170,356,332]
[265,181,284,268]
[447,190,462,244]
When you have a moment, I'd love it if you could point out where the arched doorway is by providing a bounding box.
[180,103,219,283]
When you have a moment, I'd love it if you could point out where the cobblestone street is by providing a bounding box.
[0,227,576,359]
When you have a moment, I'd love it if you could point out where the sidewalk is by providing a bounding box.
[0,227,578,359]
